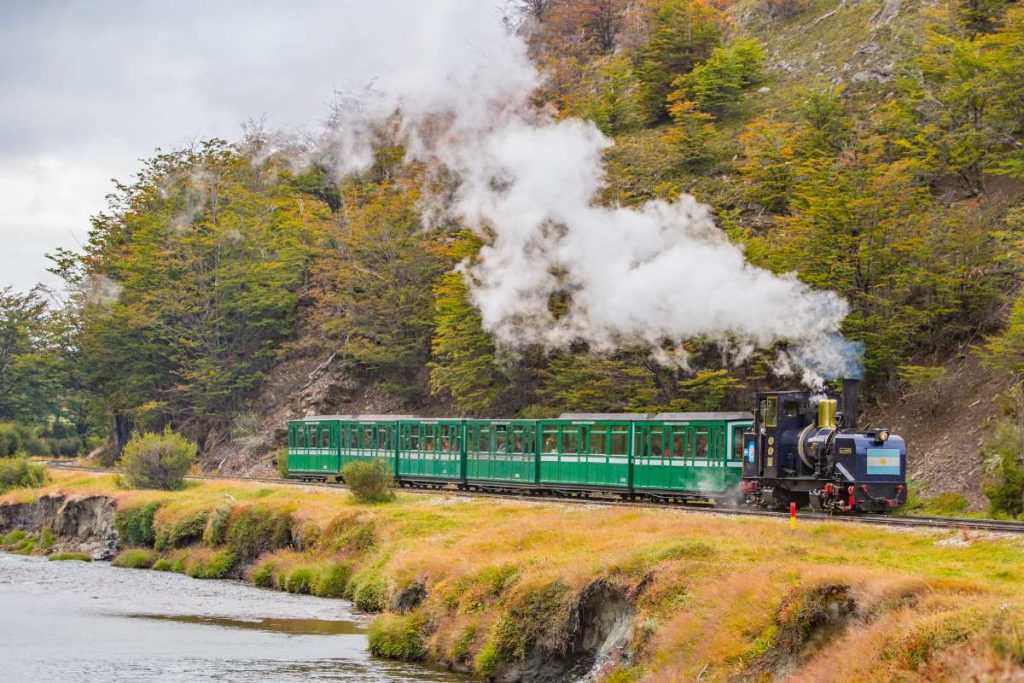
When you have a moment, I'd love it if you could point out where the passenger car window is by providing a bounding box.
[765,397,778,428]
[694,432,708,458]
[561,429,577,455]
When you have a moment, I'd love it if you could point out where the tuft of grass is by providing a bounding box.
[489,581,571,662]
[155,510,209,550]
[368,612,428,661]
[151,558,175,572]
[251,559,278,588]
[112,549,158,569]
[353,572,388,612]
[314,561,352,598]
[39,528,55,551]
[48,552,92,562]
[284,566,315,594]
[11,538,36,555]
[115,502,161,547]
[1,529,26,548]
[225,504,292,562]
[203,506,232,546]
[185,548,237,579]
[473,641,500,678]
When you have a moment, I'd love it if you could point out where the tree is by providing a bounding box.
[667,38,765,118]
[59,140,328,452]
[315,174,447,398]
[428,233,511,415]
[566,54,647,134]
[893,5,1024,195]
[0,287,66,424]
[635,0,725,121]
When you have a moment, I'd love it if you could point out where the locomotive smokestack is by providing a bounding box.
[842,378,860,429]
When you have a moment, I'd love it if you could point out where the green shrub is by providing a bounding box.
[225,504,292,562]
[0,423,22,456]
[48,437,81,458]
[156,510,208,550]
[285,566,315,594]
[151,558,175,572]
[115,502,161,547]
[0,457,48,493]
[354,574,388,612]
[342,458,395,503]
[984,419,1024,517]
[314,562,352,598]
[21,434,50,456]
[186,549,237,579]
[48,552,92,562]
[275,448,289,479]
[367,612,428,661]
[202,506,231,546]
[112,549,158,569]
[119,428,197,490]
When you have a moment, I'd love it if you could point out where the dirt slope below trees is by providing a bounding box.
[865,354,1011,510]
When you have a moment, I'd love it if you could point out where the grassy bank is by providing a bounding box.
[4,470,1024,681]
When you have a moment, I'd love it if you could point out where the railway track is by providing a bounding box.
[45,461,1024,535]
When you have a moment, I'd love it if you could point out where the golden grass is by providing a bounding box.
[6,470,1024,681]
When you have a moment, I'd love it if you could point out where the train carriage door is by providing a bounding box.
[560,424,577,484]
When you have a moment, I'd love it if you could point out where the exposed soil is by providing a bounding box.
[0,493,118,559]
[864,353,1012,510]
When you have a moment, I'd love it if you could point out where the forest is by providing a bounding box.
[1,0,1022,509]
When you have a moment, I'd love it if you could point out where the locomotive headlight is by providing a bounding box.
[878,430,890,442]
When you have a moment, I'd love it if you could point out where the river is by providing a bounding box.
[0,553,466,682]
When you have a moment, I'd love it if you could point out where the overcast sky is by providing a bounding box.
[0,0,478,292]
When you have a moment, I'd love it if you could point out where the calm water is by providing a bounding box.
[0,553,465,682]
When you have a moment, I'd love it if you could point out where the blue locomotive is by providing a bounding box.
[740,380,907,512]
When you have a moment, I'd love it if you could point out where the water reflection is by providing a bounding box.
[129,613,365,636]
[0,553,466,682]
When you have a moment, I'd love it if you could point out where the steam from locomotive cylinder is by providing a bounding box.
[306,1,862,385]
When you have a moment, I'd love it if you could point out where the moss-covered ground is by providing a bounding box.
[4,470,1023,681]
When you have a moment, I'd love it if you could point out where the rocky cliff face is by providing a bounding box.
[0,494,118,559]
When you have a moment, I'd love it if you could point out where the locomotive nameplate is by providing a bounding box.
[839,447,852,455]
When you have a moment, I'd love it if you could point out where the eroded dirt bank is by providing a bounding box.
[0,493,118,559]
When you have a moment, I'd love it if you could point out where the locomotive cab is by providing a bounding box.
[741,380,908,513]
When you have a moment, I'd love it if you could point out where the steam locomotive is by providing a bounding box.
[740,380,907,513]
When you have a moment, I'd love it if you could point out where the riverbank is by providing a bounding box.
[2,470,1024,681]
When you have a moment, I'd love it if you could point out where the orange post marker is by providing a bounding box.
[790,501,797,530]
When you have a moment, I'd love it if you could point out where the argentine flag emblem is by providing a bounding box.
[866,448,901,475]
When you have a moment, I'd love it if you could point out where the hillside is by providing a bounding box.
[2,0,1023,513]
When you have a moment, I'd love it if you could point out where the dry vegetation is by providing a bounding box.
[4,470,1023,681]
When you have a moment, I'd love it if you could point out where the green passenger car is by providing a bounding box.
[287,411,753,499]
[396,418,464,481]
[464,420,538,485]
[287,416,340,476]
[538,415,633,489]
[630,413,752,494]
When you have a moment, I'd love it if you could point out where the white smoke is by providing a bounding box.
[302,1,861,385]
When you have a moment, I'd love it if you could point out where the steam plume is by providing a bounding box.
[308,1,861,385]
